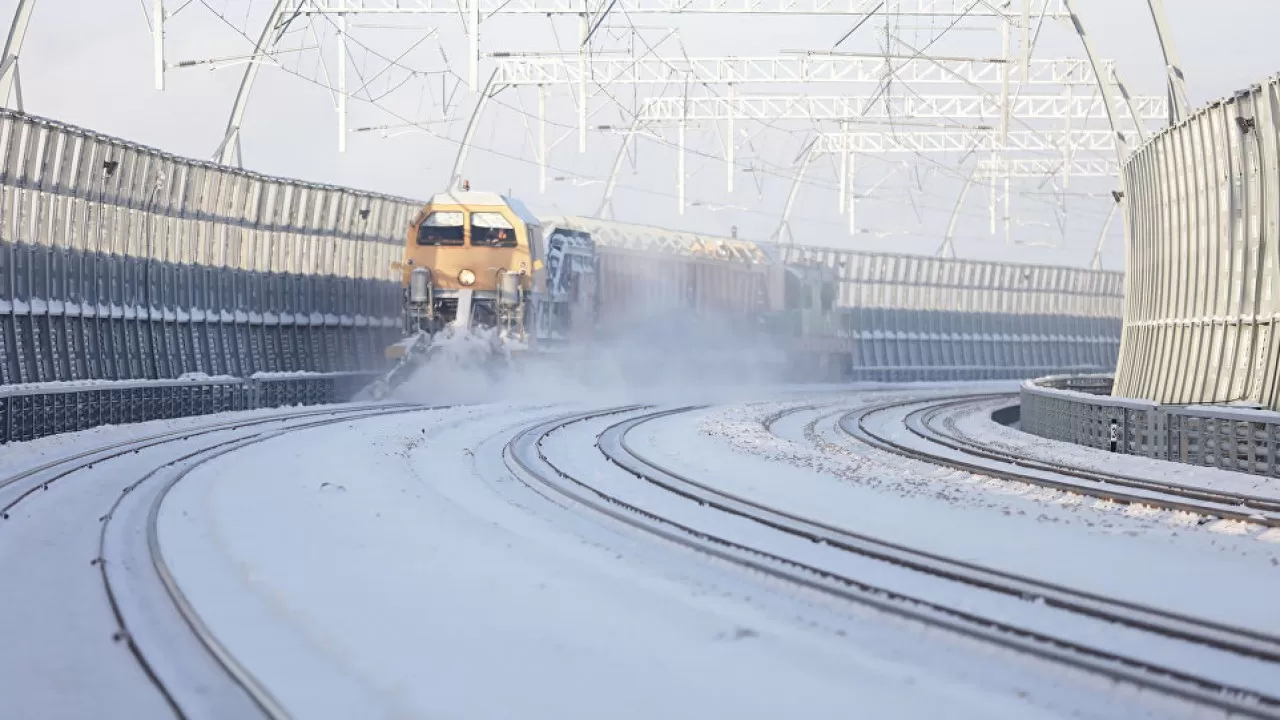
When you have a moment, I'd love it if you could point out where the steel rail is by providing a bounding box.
[844,396,1280,527]
[0,402,419,517]
[611,406,1280,664]
[912,396,1280,516]
[133,404,429,719]
[4,402,432,719]
[505,407,1280,719]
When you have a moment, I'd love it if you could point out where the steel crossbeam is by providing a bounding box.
[492,55,1115,87]
[812,129,1118,155]
[974,156,1117,178]
[636,94,1166,123]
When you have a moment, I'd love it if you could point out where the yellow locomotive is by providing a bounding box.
[398,189,542,340]
[371,188,597,395]
[364,186,845,398]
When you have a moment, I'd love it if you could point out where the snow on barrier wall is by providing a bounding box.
[1021,374,1280,478]
[1114,73,1280,410]
[0,109,423,442]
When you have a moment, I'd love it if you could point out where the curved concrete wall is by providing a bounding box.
[1115,74,1280,409]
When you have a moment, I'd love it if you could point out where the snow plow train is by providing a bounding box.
[362,188,846,398]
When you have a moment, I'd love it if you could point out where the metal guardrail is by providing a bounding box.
[1021,375,1280,478]
[0,371,380,445]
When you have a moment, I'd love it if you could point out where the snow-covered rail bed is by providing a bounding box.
[517,407,1280,718]
[848,395,1280,525]
[161,402,1099,719]
[50,385,1277,719]
[0,402,422,719]
[926,393,1280,503]
[609,408,1280,663]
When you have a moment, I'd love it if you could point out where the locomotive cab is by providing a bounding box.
[399,190,543,344]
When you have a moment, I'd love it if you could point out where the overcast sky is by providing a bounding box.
[3,0,1277,269]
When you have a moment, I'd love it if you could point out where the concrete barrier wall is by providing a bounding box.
[1115,74,1280,409]
[1021,374,1280,478]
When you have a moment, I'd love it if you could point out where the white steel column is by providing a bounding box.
[847,149,855,235]
[726,83,735,192]
[997,13,1010,241]
[153,0,165,90]
[677,117,686,214]
[1003,176,1012,244]
[838,123,848,215]
[337,8,347,153]
[1062,84,1073,189]
[999,15,1011,145]
[469,0,480,91]
[538,84,547,193]
[577,3,588,153]
[0,0,37,110]
[989,177,997,235]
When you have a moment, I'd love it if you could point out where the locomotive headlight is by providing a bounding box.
[458,269,476,286]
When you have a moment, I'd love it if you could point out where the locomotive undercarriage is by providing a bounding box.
[406,291,524,341]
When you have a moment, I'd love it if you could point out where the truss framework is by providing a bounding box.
[492,55,1117,87]
[636,93,1166,124]
[812,128,1118,155]
[974,156,1117,178]
[138,0,1149,260]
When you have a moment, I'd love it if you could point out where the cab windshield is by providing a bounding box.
[471,211,518,248]
[418,211,465,246]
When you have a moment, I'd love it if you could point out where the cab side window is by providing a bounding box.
[470,211,517,248]
[417,211,465,246]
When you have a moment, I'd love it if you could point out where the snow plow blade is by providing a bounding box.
[354,332,434,401]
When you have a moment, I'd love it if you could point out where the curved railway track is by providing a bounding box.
[1,402,430,720]
[505,405,1280,719]
[915,396,1280,516]
[841,394,1280,527]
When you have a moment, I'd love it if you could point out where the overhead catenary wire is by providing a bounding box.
[187,1,1120,245]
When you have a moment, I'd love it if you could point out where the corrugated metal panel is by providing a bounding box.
[1115,73,1280,410]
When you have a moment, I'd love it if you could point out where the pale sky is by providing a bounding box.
[4,0,1277,269]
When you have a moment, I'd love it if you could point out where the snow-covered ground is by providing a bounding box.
[635,399,1280,631]
[156,404,1162,719]
[8,379,1280,719]
[0,404,399,720]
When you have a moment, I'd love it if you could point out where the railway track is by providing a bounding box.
[915,396,1280,516]
[1,402,430,719]
[841,394,1280,527]
[506,405,1280,719]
